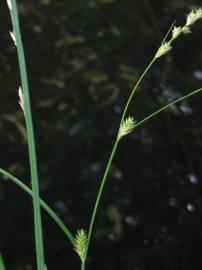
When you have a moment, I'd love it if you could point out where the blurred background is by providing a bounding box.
[0,0,202,269]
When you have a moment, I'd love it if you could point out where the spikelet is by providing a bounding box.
[186,9,202,27]
[18,86,25,113]
[118,116,136,140]
[172,26,182,40]
[73,229,87,262]
[155,8,202,59]
[9,31,17,46]
[155,42,172,59]
[7,0,12,10]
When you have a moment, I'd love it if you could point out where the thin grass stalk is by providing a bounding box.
[81,56,157,270]
[0,168,74,245]
[8,1,45,269]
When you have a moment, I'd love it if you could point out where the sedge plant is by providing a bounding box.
[1,1,202,269]
[81,8,202,270]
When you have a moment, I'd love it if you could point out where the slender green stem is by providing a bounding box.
[0,254,6,270]
[135,87,202,129]
[8,1,45,268]
[120,57,156,126]
[118,21,175,128]
[0,168,74,245]
[81,138,119,270]
[81,57,156,270]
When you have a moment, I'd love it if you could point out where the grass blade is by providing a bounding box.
[135,87,202,128]
[0,168,74,245]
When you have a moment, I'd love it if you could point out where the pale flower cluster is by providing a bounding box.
[118,116,137,140]
[155,8,202,59]
[73,229,87,262]
[186,9,202,26]
[18,86,24,112]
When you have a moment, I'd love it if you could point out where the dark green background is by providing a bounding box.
[0,0,202,269]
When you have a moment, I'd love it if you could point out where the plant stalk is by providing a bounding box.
[8,1,45,269]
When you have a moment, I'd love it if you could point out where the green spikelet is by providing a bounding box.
[73,229,87,262]
[118,116,137,140]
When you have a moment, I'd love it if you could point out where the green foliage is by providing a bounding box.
[155,8,202,59]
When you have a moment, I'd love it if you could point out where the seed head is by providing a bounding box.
[155,8,202,59]
[73,229,87,262]
[118,116,136,139]
[155,42,172,59]
[186,8,202,27]
[172,26,182,40]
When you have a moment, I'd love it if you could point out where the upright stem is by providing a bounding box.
[81,138,119,270]
[8,1,45,269]
[120,57,156,125]
[82,57,156,270]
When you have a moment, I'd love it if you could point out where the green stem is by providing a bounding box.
[82,57,156,270]
[120,57,156,125]
[8,1,45,268]
[135,87,202,129]
[0,168,74,245]
[81,138,119,270]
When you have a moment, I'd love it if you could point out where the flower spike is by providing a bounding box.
[73,229,88,262]
[118,116,137,140]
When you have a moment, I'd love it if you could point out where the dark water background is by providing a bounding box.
[0,0,202,269]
